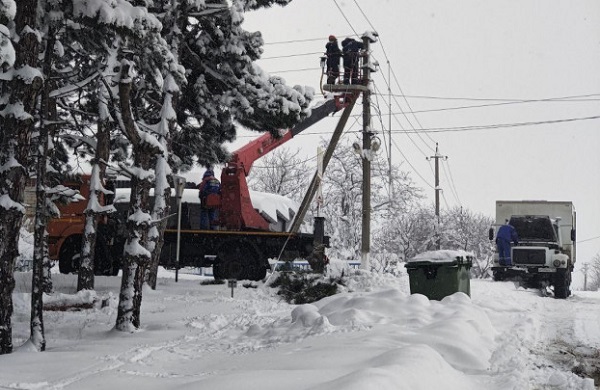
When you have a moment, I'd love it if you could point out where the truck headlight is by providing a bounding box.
[553,259,561,267]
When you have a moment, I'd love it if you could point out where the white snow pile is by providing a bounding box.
[114,187,297,224]
[408,249,474,263]
[250,189,297,224]
[3,268,598,390]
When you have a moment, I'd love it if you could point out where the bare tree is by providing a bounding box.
[442,206,495,278]
[586,254,600,291]
[248,147,310,203]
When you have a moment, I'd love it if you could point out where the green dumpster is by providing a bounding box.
[405,251,473,300]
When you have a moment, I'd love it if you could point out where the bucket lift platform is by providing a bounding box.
[322,84,369,93]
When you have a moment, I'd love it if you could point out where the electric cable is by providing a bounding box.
[331,0,360,37]
[391,136,434,189]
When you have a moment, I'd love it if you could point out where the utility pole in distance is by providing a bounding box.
[427,143,447,249]
[582,262,589,291]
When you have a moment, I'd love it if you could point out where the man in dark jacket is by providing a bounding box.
[325,35,342,84]
[198,169,221,230]
[341,37,363,85]
[496,220,519,266]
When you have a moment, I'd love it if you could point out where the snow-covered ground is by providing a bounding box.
[2,266,599,390]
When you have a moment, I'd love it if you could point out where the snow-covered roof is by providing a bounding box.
[113,187,298,223]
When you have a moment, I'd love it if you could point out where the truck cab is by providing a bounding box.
[490,201,575,299]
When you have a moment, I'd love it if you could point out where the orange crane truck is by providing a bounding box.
[48,93,359,280]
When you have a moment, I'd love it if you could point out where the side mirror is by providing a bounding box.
[488,227,494,241]
[571,229,576,241]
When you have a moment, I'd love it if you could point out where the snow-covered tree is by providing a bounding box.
[442,206,494,278]
[169,0,312,172]
[586,254,600,291]
[319,137,421,263]
[0,0,43,355]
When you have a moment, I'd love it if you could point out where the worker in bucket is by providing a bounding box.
[496,219,519,266]
[198,169,221,230]
[341,37,363,85]
[325,35,342,84]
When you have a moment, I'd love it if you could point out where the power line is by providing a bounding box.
[267,67,321,74]
[331,0,360,37]
[577,235,600,244]
[441,158,461,206]
[373,81,435,154]
[261,51,323,60]
[391,137,434,189]
[391,93,600,103]
[391,93,600,115]
[344,1,438,146]
[389,114,600,133]
[233,112,600,141]
[262,35,353,46]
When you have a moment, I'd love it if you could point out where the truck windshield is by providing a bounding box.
[509,215,557,242]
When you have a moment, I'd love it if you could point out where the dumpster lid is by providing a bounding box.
[406,250,474,266]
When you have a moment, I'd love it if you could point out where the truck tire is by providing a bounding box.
[94,234,122,276]
[216,239,264,281]
[59,235,82,274]
[212,262,224,280]
[554,269,571,299]
[60,234,121,276]
[492,270,506,281]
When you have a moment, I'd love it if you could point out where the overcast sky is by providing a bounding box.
[241,0,600,265]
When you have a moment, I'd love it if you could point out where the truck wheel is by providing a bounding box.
[554,269,570,299]
[93,234,110,276]
[59,236,82,274]
[213,262,224,280]
[492,270,506,281]
[107,238,124,276]
[217,239,263,281]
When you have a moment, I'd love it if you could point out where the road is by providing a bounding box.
[472,280,600,387]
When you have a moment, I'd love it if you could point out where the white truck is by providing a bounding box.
[489,200,576,299]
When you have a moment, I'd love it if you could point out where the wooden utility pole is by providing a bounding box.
[582,262,589,291]
[427,143,447,249]
[304,33,378,272]
[360,32,378,270]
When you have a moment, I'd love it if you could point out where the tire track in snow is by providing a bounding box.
[473,281,597,389]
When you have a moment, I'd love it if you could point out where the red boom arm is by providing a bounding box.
[219,96,356,231]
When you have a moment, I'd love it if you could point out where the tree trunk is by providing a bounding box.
[146,88,178,289]
[78,68,114,291]
[77,170,100,292]
[0,0,43,355]
[115,59,155,331]
[31,107,49,353]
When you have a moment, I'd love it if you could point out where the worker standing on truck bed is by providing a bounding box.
[496,219,519,266]
[198,169,221,230]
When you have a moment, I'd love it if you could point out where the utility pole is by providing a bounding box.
[582,262,589,291]
[427,143,447,249]
[387,60,393,200]
[360,32,378,270]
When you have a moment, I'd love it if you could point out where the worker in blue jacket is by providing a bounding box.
[341,37,363,85]
[198,169,221,230]
[496,220,519,266]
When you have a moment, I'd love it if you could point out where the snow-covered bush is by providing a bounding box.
[269,271,345,304]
